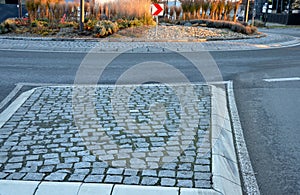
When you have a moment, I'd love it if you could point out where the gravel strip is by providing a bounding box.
[142,25,251,41]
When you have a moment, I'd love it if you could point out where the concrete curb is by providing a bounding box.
[0,33,265,43]
[227,81,260,195]
[0,180,225,195]
[0,82,258,194]
[0,35,299,53]
[210,85,242,195]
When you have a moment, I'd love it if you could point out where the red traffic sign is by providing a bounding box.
[151,3,164,16]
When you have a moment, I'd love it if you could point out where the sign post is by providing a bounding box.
[79,0,84,32]
[151,3,164,37]
[18,0,22,18]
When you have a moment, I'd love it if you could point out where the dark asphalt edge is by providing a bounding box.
[227,81,260,195]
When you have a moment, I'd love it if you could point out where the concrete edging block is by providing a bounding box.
[212,128,237,163]
[180,188,222,195]
[112,185,179,195]
[35,182,82,195]
[78,183,113,195]
[211,85,242,195]
[0,180,40,195]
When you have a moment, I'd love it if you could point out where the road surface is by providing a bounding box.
[0,32,299,194]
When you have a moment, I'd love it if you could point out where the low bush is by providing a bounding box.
[0,18,25,34]
[116,19,131,29]
[93,20,119,38]
[0,16,153,37]
[0,24,5,34]
[253,20,265,27]
[186,19,258,35]
[58,21,78,29]
[85,19,98,31]
[130,18,143,27]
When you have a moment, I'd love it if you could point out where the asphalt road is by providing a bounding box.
[0,41,300,194]
[213,48,300,194]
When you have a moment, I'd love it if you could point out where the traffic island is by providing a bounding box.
[0,82,260,194]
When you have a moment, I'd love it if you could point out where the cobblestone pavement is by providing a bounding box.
[0,84,212,188]
[0,32,299,52]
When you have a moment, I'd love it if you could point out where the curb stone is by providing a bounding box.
[227,81,260,195]
[0,33,299,52]
[0,33,266,43]
[211,85,242,195]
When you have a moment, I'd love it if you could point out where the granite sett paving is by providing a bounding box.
[0,84,212,189]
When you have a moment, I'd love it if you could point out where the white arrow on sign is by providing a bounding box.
[151,3,164,16]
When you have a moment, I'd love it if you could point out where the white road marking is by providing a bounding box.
[0,83,23,111]
[263,77,300,82]
[0,89,35,128]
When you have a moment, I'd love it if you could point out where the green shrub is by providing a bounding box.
[4,18,17,31]
[130,18,143,27]
[58,21,78,29]
[93,20,119,38]
[253,20,265,27]
[85,19,98,31]
[214,21,224,28]
[249,25,258,34]
[39,20,49,27]
[116,19,131,29]
[0,18,20,34]
[0,24,5,34]
[185,19,258,35]
[31,20,38,27]
[141,14,155,25]
[231,23,244,33]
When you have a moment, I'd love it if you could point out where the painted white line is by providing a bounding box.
[263,77,300,82]
[0,89,35,128]
[0,83,23,111]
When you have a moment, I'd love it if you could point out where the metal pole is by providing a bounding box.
[286,0,291,24]
[245,0,250,22]
[18,0,22,18]
[155,16,158,37]
[79,0,84,32]
[251,0,256,25]
[252,8,255,26]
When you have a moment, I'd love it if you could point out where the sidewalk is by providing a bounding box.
[0,83,258,195]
